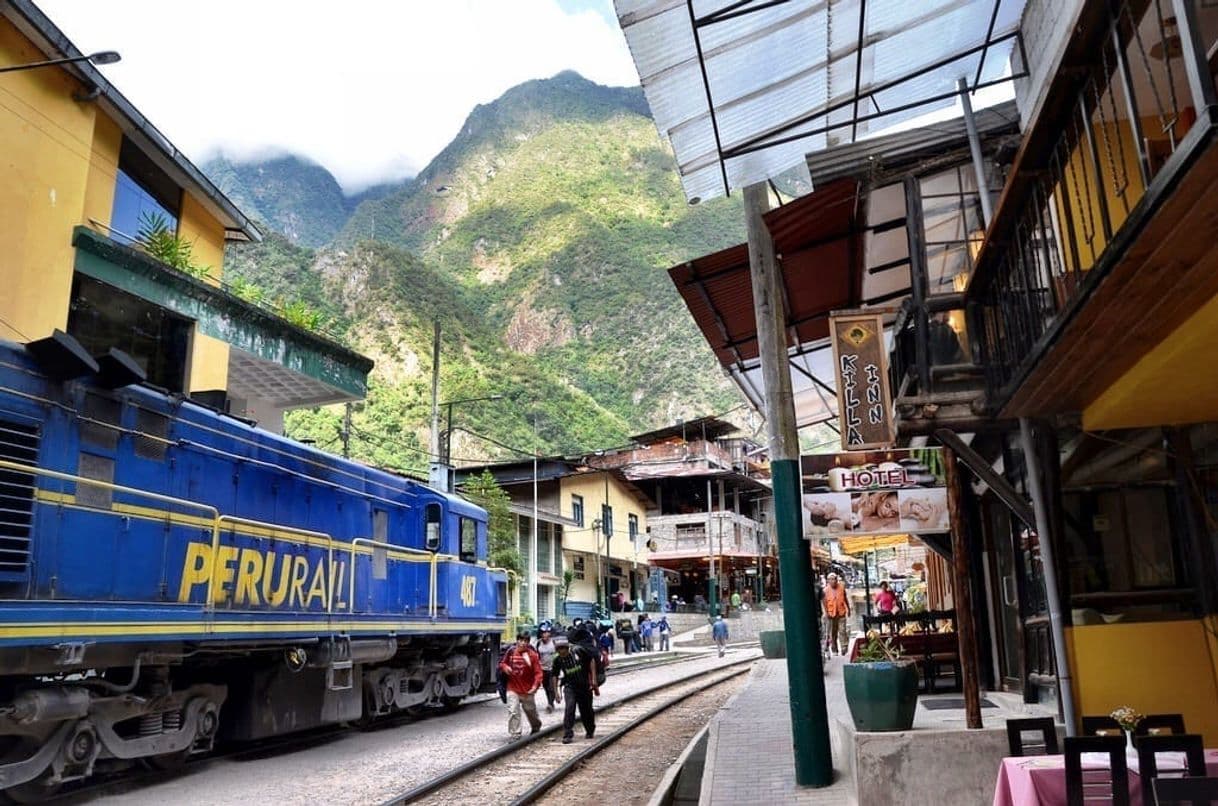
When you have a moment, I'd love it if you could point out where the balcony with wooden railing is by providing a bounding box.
[969,0,1218,417]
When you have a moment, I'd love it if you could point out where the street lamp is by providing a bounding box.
[0,50,121,74]
[591,517,603,608]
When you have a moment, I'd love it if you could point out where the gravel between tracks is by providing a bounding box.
[72,649,759,805]
[536,674,747,805]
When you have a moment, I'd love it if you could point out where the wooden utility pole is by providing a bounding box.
[744,182,832,787]
[943,446,982,729]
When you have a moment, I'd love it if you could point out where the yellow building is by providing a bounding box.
[559,469,651,607]
[0,1,371,432]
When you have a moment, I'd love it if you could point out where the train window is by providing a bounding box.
[424,503,442,552]
[495,580,507,616]
[372,509,388,580]
[77,452,114,509]
[459,517,477,563]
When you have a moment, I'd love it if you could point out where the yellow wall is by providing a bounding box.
[0,19,97,341]
[1083,291,1218,429]
[186,333,229,393]
[559,472,649,563]
[178,193,226,283]
[2,18,234,395]
[1066,620,1218,745]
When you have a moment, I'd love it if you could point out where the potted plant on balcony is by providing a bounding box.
[843,633,919,731]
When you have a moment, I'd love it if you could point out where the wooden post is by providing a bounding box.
[943,446,982,729]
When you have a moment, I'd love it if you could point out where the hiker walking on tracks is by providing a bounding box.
[712,615,729,657]
[552,636,600,744]
[498,630,543,740]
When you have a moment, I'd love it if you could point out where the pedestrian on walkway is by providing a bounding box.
[822,572,851,655]
[552,636,599,744]
[657,615,672,651]
[730,589,742,615]
[712,615,729,657]
[640,617,654,652]
[497,630,543,740]
[598,625,615,658]
[616,618,635,654]
[535,625,559,712]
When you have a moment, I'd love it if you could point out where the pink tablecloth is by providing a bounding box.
[993,748,1218,806]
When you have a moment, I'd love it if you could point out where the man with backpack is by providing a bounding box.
[497,630,543,741]
[551,635,600,744]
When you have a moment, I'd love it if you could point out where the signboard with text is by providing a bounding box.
[800,448,950,537]
[829,313,895,451]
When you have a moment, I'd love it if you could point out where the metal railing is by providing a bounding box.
[970,0,1218,402]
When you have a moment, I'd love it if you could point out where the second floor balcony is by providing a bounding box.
[969,0,1218,419]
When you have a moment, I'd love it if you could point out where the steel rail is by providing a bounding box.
[510,666,750,805]
[386,653,759,805]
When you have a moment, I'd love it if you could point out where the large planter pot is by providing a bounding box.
[758,630,786,659]
[842,661,918,731]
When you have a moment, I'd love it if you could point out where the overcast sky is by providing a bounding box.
[39,1,639,192]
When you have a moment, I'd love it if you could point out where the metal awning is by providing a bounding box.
[615,0,1026,202]
[669,177,874,430]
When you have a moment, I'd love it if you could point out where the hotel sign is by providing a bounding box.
[801,448,950,538]
[829,313,894,451]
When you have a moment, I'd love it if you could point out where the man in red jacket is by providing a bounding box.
[498,630,543,740]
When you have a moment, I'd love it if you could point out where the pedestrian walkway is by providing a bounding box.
[700,656,854,805]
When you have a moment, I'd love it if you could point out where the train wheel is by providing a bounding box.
[0,740,60,805]
[3,773,61,804]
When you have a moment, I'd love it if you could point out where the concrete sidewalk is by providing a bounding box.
[700,656,855,805]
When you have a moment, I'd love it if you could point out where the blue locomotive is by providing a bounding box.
[0,335,509,798]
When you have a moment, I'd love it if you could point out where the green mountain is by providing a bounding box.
[214,71,748,473]
[204,154,401,248]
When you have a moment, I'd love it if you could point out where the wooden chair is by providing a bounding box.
[1152,775,1218,805]
[1137,714,1188,737]
[1082,715,1124,736]
[1006,717,1060,757]
[1136,734,1206,781]
[1065,736,1130,806]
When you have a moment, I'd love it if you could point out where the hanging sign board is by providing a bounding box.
[829,312,895,450]
[800,448,950,538]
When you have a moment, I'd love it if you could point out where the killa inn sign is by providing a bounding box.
[829,312,895,451]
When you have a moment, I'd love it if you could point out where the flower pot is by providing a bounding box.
[842,661,919,731]
[759,630,787,659]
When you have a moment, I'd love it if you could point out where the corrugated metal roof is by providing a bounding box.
[669,177,862,429]
[669,177,861,366]
[806,99,1020,185]
[615,0,1026,203]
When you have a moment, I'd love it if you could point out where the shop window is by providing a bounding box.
[110,137,181,245]
[67,274,191,393]
[1062,484,1183,605]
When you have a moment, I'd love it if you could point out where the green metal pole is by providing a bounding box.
[772,459,832,785]
[744,181,831,787]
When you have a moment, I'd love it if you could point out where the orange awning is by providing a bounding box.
[838,533,912,556]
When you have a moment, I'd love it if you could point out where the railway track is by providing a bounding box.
[35,647,754,804]
[388,655,758,806]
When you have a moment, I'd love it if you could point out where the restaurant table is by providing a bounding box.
[993,747,1218,806]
